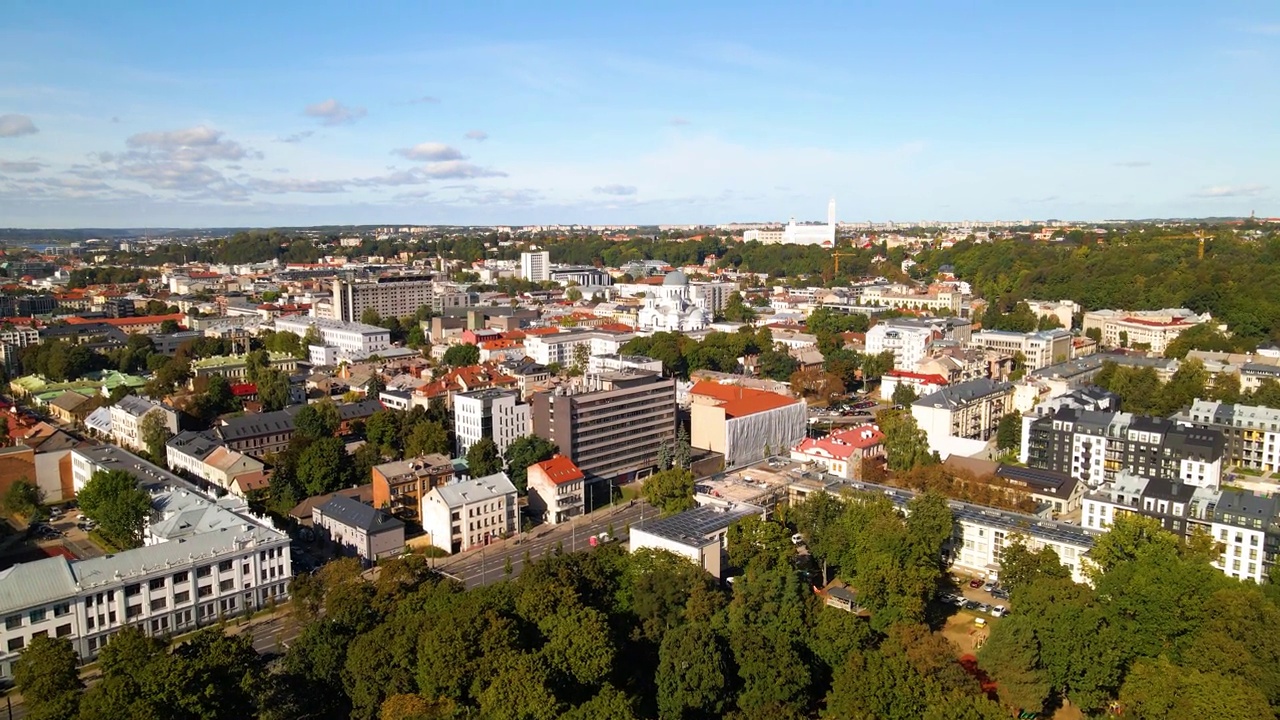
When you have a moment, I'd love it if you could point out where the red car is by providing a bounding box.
[969,578,983,588]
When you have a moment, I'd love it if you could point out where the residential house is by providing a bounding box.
[526,455,585,525]
[789,424,884,480]
[421,472,519,554]
[371,454,454,522]
[313,495,405,563]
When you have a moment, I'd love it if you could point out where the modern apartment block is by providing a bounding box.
[422,472,519,554]
[532,370,677,484]
[275,316,390,362]
[332,275,468,323]
[0,445,292,680]
[453,388,530,456]
[910,377,1014,458]
[1178,399,1280,474]
[866,322,935,371]
[520,250,550,282]
[1081,473,1279,583]
[1026,409,1225,489]
[969,329,1072,371]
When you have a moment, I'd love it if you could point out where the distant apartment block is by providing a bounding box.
[520,250,550,282]
[859,283,963,314]
[532,371,677,484]
[453,388,529,456]
[1178,399,1280,474]
[911,378,1014,459]
[1081,308,1211,353]
[332,275,467,323]
[969,329,1072,371]
[866,322,935,371]
[275,316,391,362]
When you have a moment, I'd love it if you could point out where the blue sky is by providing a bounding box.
[0,1,1277,227]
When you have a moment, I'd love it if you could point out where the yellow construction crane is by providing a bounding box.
[1195,229,1208,260]
[833,252,859,274]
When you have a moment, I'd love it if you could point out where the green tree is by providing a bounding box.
[995,412,1021,452]
[722,292,758,323]
[657,623,730,720]
[297,436,353,497]
[466,437,503,477]
[78,468,152,548]
[891,382,918,407]
[13,635,82,720]
[726,515,793,572]
[405,421,450,458]
[565,287,583,302]
[442,344,481,367]
[879,410,938,471]
[998,539,1070,595]
[257,368,292,411]
[1119,656,1272,719]
[140,410,171,463]
[2,478,43,518]
[361,307,382,326]
[504,435,558,494]
[758,347,799,381]
[294,402,339,441]
[641,467,696,515]
[1088,513,1181,576]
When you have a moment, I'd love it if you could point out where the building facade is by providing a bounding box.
[371,454,454,522]
[421,472,518,554]
[526,455,586,525]
[689,381,807,468]
[866,322,935,371]
[1179,399,1280,474]
[520,250,550,282]
[109,396,179,453]
[453,388,530,456]
[332,275,466,323]
[910,378,1014,458]
[275,316,391,362]
[313,495,405,563]
[969,329,1072,371]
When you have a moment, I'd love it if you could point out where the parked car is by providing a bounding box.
[992,588,1010,600]
[991,605,1007,618]
[969,578,983,588]
[964,600,980,611]
[978,603,991,614]
[982,582,995,592]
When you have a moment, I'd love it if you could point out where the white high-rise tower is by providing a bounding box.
[827,197,836,228]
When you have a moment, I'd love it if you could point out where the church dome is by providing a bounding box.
[662,270,689,286]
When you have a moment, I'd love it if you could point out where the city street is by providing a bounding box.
[433,499,654,588]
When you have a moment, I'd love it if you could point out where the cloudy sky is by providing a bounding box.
[0,1,1277,227]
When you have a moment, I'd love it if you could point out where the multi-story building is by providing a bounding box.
[189,352,300,383]
[629,501,763,579]
[0,445,293,680]
[214,399,380,459]
[453,389,530,456]
[1026,409,1225,490]
[911,378,1014,458]
[520,250,550,282]
[859,283,963,314]
[109,396,179,453]
[526,455,586,525]
[275,316,390,362]
[866,322,936,371]
[969,329,1072,371]
[313,495,405,564]
[164,431,266,496]
[1178,399,1280,474]
[588,354,664,375]
[422,472,518,554]
[522,328,635,368]
[0,326,38,373]
[532,371,677,485]
[332,275,467,323]
[1081,308,1211,353]
[790,424,885,480]
[1081,474,1278,583]
[689,381,808,468]
[549,266,611,287]
[371,454,454,522]
[1023,300,1080,331]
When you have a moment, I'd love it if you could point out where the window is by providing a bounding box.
[53,603,70,617]
[56,624,71,638]
[4,616,20,630]
[218,560,233,572]
[125,584,141,597]
[150,598,167,611]
[198,585,213,598]
[28,609,46,624]
[6,638,22,652]
[196,565,212,578]
[87,616,95,629]
[149,577,165,591]
[174,590,190,604]
[126,605,142,619]
[31,630,46,640]
[173,571,189,583]
[219,579,234,592]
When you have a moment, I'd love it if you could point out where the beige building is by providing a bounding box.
[911,377,1014,460]
[526,455,585,525]
[1081,308,1211,353]
[969,329,1072,371]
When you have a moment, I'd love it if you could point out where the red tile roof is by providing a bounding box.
[64,313,185,328]
[886,370,949,385]
[792,424,884,460]
[690,381,799,418]
[532,455,584,485]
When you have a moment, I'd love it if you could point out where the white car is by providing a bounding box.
[991,605,1007,618]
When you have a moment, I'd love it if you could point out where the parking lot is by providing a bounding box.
[940,575,1012,619]
[5,511,107,566]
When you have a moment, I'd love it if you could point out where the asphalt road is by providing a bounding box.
[433,499,654,588]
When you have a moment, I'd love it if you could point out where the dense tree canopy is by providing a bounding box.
[77,469,152,549]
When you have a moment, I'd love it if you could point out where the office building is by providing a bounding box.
[332,275,467,323]
[520,250,550,282]
[969,329,1073,371]
[532,371,677,485]
[275,316,391,362]
[1081,308,1211,353]
[453,389,530,456]
[688,381,807,468]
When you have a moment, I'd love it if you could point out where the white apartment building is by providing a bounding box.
[0,446,292,680]
[0,326,38,372]
[332,275,469,323]
[453,388,529,456]
[275,316,390,362]
[859,284,963,314]
[109,395,179,453]
[1024,300,1080,330]
[524,328,635,367]
[969,329,1073,371]
[588,353,664,375]
[526,455,586,525]
[866,322,935,371]
[421,472,519,554]
[521,250,550,282]
[911,378,1014,459]
[1081,308,1211,353]
[1180,399,1280,474]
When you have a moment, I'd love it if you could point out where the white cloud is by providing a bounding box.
[0,159,44,173]
[465,130,489,142]
[118,160,227,191]
[0,114,38,138]
[279,130,315,143]
[395,142,466,161]
[304,99,367,126]
[125,126,251,162]
[1192,184,1268,198]
[250,177,349,194]
[421,160,506,179]
[593,184,637,196]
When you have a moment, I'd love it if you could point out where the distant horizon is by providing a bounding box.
[1,2,1277,226]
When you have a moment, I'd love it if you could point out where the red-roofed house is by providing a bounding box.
[689,381,808,468]
[64,313,185,334]
[880,370,949,402]
[526,455,585,525]
[790,424,885,480]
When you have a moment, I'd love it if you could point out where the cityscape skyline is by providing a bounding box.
[1,2,1278,227]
